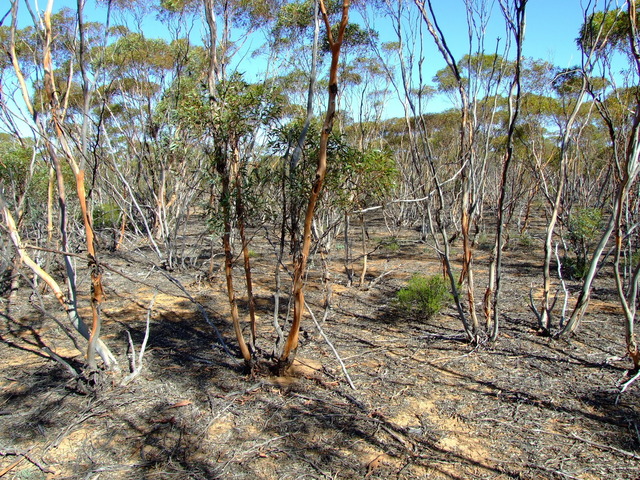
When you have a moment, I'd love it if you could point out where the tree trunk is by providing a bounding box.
[359,214,368,287]
[1,195,117,368]
[278,0,351,373]
[484,0,526,342]
[218,149,252,366]
[234,145,258,351]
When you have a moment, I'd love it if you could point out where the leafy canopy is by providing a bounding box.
[577,4,640,53]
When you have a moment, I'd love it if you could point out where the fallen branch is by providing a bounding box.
[480,417,640,460]
[366,266,398,290]
[569,431,640,460]
[304,299,356,390]
[0,453,26,477]
[0,447,52,477]
[487,457,583,480]
[616,368,640,404]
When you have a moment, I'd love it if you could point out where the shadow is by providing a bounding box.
[0,311,85,375]
[249,384,522,479]
[3,219,639,480]
[106,301,245,391]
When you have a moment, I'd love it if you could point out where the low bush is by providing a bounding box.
[564,207,603,279]
[383,237,401,253]
[396,274,452,319]
[93,202,122,230]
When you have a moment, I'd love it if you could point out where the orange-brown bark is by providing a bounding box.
[279,0,351,371]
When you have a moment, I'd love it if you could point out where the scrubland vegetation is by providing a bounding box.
[1,1,639,478]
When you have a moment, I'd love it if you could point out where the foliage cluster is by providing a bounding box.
[396,274,452,320]
[563,207,604,280]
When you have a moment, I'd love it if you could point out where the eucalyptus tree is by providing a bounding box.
[263,0,381,360]
[2,0,117,370]
[509,59,559,234]
[330,144,397,286]
[411,0,519,343]
[278,0,351,372]
[483,0,527,342]
[557,1,640,370]
[363,0,531,343]
[199,0,283,366]
[0,135,47,301]
[330,40,389,286]
[98,31,191,259]
[268,1,325,333]
[361,0,472,338]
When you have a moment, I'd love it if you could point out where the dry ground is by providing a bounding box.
[1,220,639,479]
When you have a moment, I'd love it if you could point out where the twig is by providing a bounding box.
[617,368,640,401]
[0,447,52,477]
[125,330,136,372]
[528,285,541,320]
[366,267,398,290]
[569,431,640,460]
[304,299,356,390]
[120,294,155,386]
[30,291,83,353]
[487,457,583,480]
[22,243,85,259]
[51,408,106,448]
[480,417,640,460]
[0,454,25,477]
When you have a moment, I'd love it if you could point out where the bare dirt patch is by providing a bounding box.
[1,222,639,479]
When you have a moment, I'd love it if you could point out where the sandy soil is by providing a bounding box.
[1,220,639,479]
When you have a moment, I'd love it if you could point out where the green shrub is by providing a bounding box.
[93,202,122,230]
[568,207,602,252]
[560,256,587,280]
[515,232,534,249]
[383,237,400,253]
[564,207,603,279]
[396,274,452,319]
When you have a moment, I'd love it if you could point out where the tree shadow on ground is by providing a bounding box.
[250,384,523,479]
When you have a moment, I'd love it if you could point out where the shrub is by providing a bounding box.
[568,208,602,253]
[396,274,452,319]
[93,202,122,230]
[383,237,401,253]
[515,232,535,249]
[564,207,603,279]
[560,256,586,280]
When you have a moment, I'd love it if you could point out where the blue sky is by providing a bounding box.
[11,0,615,118]
[14,0,595,68]
[420,0,589,68]
[525,0,587,68]
[347,1,601,115]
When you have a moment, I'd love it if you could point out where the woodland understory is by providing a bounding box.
[1,217,640,480]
